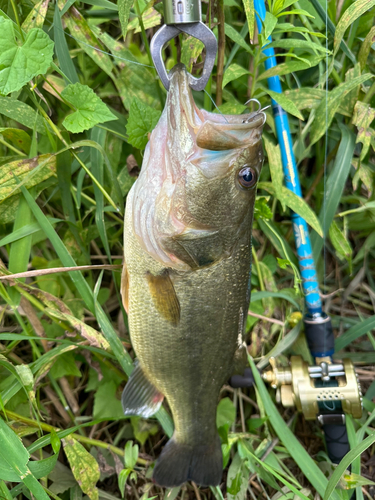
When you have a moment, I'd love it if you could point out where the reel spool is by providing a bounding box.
[262,356,363,423]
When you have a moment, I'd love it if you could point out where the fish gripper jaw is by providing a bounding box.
[150,1,217,92]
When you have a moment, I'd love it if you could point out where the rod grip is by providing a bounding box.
[304,314,334,357]
[323,423,350,465]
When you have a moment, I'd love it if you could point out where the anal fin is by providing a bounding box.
[122,363,164,418]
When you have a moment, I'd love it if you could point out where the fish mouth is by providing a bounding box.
[167,64,265,154]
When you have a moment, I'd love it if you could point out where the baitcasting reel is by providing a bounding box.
[262,356,363,423]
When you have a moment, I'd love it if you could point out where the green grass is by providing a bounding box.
[0,0,374,499]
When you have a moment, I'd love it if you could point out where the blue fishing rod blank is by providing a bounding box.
[254,0,335,360]
[254,0,350,465]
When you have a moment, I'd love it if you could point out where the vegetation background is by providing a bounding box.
[0,0,374,499]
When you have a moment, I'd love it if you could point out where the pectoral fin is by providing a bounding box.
[146,271,180,326]
[122,363,164,418]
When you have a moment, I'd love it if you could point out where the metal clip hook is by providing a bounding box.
[150,22,217,92]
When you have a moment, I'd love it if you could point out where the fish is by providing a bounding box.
[121,64,265,488]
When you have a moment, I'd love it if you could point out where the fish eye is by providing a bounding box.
[238,166,257,189]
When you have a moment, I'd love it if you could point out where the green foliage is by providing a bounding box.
[126,98,162,149]
[0,18,54,95]
[0,0,374,498]
[62,83,117,133]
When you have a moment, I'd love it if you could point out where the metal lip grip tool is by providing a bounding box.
[150,0,217,91]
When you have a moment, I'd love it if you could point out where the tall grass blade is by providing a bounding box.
[311,124,356,261]
[53,3,79,84]
[335,314,375,352]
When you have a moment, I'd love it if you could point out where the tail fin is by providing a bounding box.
[153,435,222,488]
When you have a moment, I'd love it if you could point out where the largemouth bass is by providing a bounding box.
[121,64,265,488]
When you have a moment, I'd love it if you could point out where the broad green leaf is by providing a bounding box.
[0,18,54,95]
[264,137,284,190]
[329,220,352,272]
[124,440,138,470]
[265,89,304,120]
[242,0,255,40]
[119,0,135,40]
[309,74,373,146]
[248,357,340,500]
[352,101,375,160]
[258,55,323,80]
[216,397,236,429]
[324,433,375,500]
[126,98,161,149]
[224,24,252,53]
[0,97,47,134]
[358,26,375,70]
[0,154,56,202]
[311,125,356,260]
[181,36,204,73]
[0,128,31,154]
[259,182,323,237]
[217,100,247,114]
[62,83,117,133]
[254,196,273,220]
[93,381,124,419]
[222,63,250,88]
[50,352,82,379]
[334,0,375,56]
[335,315,375,352]
[63,435,100,500]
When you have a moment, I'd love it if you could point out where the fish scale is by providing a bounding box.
[121,64,265,487]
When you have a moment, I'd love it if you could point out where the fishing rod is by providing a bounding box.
[252,0,362,467]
